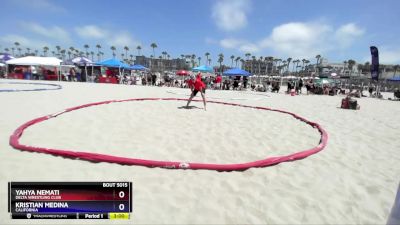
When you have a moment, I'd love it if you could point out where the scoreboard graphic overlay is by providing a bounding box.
[8,182,132,219]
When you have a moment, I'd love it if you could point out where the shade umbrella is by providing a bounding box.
[176,70,189,76]
[192,65,213,73]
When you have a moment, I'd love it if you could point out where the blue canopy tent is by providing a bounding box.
[96,58,130,68]
[130,64,148,71]
[223,68,251,76]
[192,65,213,73]
[96,59,131,84]
[388,76,400,82]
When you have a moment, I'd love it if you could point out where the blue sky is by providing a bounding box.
[1,0,400,65]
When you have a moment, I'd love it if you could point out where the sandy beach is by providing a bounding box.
[0,79,399,224]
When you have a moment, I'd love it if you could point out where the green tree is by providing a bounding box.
[84,44,89,56]
[136,45,141,56]
[124,46,129,59]
[43,46,49,56]
[230,55,235,67]
[150,43,157,58]
[14,42,20,56]
[60,49,66,60]
[218,53,224,72]
[96,44,101,56]
[315,54,321,75]
[205,52,210,65]
[56,45,61,56]
[347,59,356,76]
[393,65,400,77]
[110,46,116,58]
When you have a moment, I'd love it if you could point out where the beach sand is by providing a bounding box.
[0,79,399,224]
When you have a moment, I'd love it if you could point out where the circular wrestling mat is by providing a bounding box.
[0,81,62,92]
[9,98,328,171]
[166,90,271,101]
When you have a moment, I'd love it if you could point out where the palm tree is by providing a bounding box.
[4,48,9,54]
[191,54,196,67]
[245,53,251,60]
[123,46,129,59]
[150,43,157,58]
[90,51,94,61]
[162,51,167,59]
[167,54,170,60]
[136,45,141,56]
[393,65,400,77]
[17,48,22,56]
[315,54,321,75]
[110,46,116,58]
[69,47,75,57]
[14,42,20,56]
[84,44,89,56]
[205,52,210,65]
[197,57,201,65]
[129,54,133,61]
[96,44,101,56]
[218,53,224,72]
[347,59,356,76]
[235,56,241,67]
[56,45,61,57]
[60,49,66,60]
[208,58,212,66]
[67,51,71,59]
[265,56,274,74]
[286,57,292,73]
[34,50,38,56]
[240,59,245,68]
[230,55,235,67]
[26,48,30,55]
[43,46,49,56]
[301,59,306,73]
[11,48,15,56]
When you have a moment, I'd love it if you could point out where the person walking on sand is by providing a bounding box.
[186,73,207,110]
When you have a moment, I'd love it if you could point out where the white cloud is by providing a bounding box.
[212,0,251,31]
[239,43,260,53]
[9,0,65,13]
[335,23,365,48]
[217,21,366,60]
[374,48,400,64]
[0,34,49,51]
[220,38,260,53]
[20,22,71,43]
[220,38,245,49]
[205,37,218,45]
[75,25,107,39]
[74,25,141,52]
[106,32,140,48]
[259,22,333,59]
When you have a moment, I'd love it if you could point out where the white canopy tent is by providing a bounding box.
[6,56,63,80]
[6,56,62,66]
